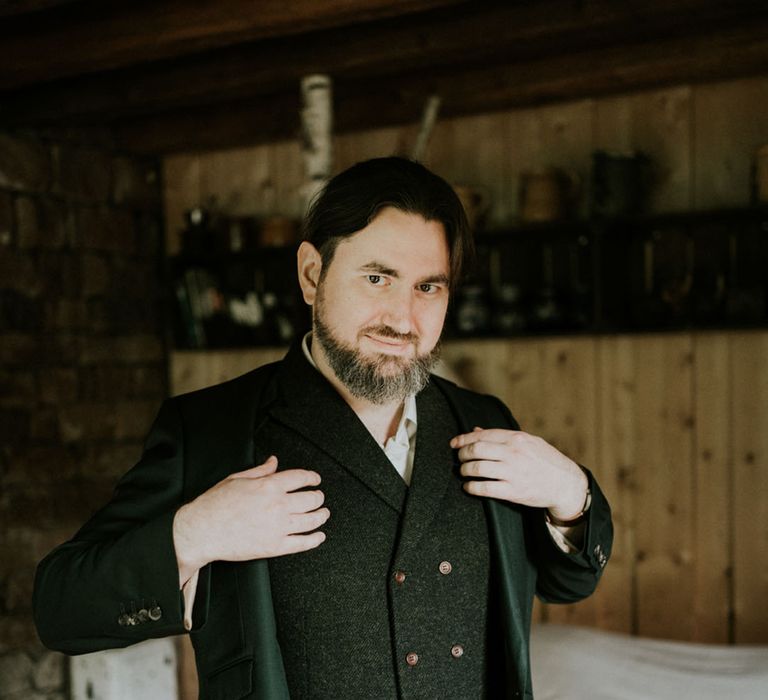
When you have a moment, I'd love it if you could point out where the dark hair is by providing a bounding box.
[302,157,474,290]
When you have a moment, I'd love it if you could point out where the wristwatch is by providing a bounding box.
[545,486,592,527]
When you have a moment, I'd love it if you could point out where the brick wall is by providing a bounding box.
[0,130,167,699]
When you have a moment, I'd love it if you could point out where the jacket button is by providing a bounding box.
[439,560,452,575]
[137,608,149,623]
[118,613,130,627]
[405,652,419,666]
[394,570,406,584]
[451,644,464,658]
[149,605,162,621]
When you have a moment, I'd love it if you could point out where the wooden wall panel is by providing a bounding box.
[731,332,768,643]
[593,336,638,635]
[631,335,696,640]
[693,76,768,208]
[593,86,693,212]
[169,330,768,643]
[691,334,733,642]
[170,347,287,395]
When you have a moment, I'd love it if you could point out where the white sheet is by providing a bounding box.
[531,623,768,700]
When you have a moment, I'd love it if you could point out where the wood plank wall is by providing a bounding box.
[169,331,768,646]
[165,75,768,249]
[164,74,768,646]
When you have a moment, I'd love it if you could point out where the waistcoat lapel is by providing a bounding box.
[392,381,456,557]
[263,343,407,514]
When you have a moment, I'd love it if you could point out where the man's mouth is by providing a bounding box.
[361,327,418,355]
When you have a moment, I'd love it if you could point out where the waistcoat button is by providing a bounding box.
[451,644,464,658]
[439,560,452,575]
[394,570,406,584]
[406,652,419,666]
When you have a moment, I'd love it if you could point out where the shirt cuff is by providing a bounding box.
[546,521,585,554]
[181,569,200,631]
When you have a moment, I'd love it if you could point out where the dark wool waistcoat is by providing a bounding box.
[264,363,502,699]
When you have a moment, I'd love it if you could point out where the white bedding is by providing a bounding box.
[531,623,768,700]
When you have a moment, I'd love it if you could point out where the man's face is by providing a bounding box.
[300,206,451,404]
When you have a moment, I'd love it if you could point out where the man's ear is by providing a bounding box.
[297,241,323,305]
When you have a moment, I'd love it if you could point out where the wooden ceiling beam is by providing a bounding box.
[2,0,766,127]
[0,0,467,90]
[112,18,768,155]
[0,0,83,18]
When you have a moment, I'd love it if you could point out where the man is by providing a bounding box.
[34,157,612,699]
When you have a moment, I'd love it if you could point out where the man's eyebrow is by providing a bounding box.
[420,273,450,286]
[359,262,450,286]
[359,261,399,277]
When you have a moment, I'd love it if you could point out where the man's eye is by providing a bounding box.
[367,275,382,284]
[419,283,436,293]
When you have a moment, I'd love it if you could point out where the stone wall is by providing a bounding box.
[0,129,167,699]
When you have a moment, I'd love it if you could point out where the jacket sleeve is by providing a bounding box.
[490,394,614,604]
[529,466,613,604]
[33,398,190,654]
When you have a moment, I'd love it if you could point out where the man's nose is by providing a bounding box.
[380,288,415,333]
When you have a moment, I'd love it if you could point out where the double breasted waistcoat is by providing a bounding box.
[33,342,614,699]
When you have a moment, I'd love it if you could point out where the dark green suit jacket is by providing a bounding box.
[34,346,613,699]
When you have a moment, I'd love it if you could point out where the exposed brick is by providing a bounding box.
[80,365,165,400]
[0,369,36,403]
[53,145,112,202]
[1,568,35,613]
[32,650,65,692]
[0,407,30,444]
[0,250,44,297]
[0,190,12,248]
[112,156,161,209]
[77,205,135,254]
[0,289,44,332]
[37,251,82,297]
[43,298,89,330]
[0,616,43,655]
[81,253,110,296]
[29,408,60,442]
[79,334,164,365]
[0,133,51,192]
[58,401,116,442]
[0,650,33,695]
[0,132,168,672]
[135,211,164,258]
[50,478,114,524]
[58,399,157,442]
[0,333,80,367]
[2,446,79,486]
[0,526,74,565]
[37,368,78,404]
[15,196,75,250]
[88,297,162,334]
[115,399,160,440]
[82,444,143,480]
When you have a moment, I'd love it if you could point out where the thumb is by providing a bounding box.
[230,455,278,479]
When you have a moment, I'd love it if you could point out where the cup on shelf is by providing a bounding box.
[519,168,578,223]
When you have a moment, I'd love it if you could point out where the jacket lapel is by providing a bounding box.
[263,343,407,514]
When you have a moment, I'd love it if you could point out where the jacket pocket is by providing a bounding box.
[206,657,253,700]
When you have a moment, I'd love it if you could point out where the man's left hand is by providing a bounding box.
[450,428,588,521]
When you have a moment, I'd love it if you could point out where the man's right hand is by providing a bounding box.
[173,455,329,586]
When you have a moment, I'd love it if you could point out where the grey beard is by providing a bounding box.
[313,314,440,405]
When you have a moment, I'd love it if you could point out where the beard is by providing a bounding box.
[313,296,441,405]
